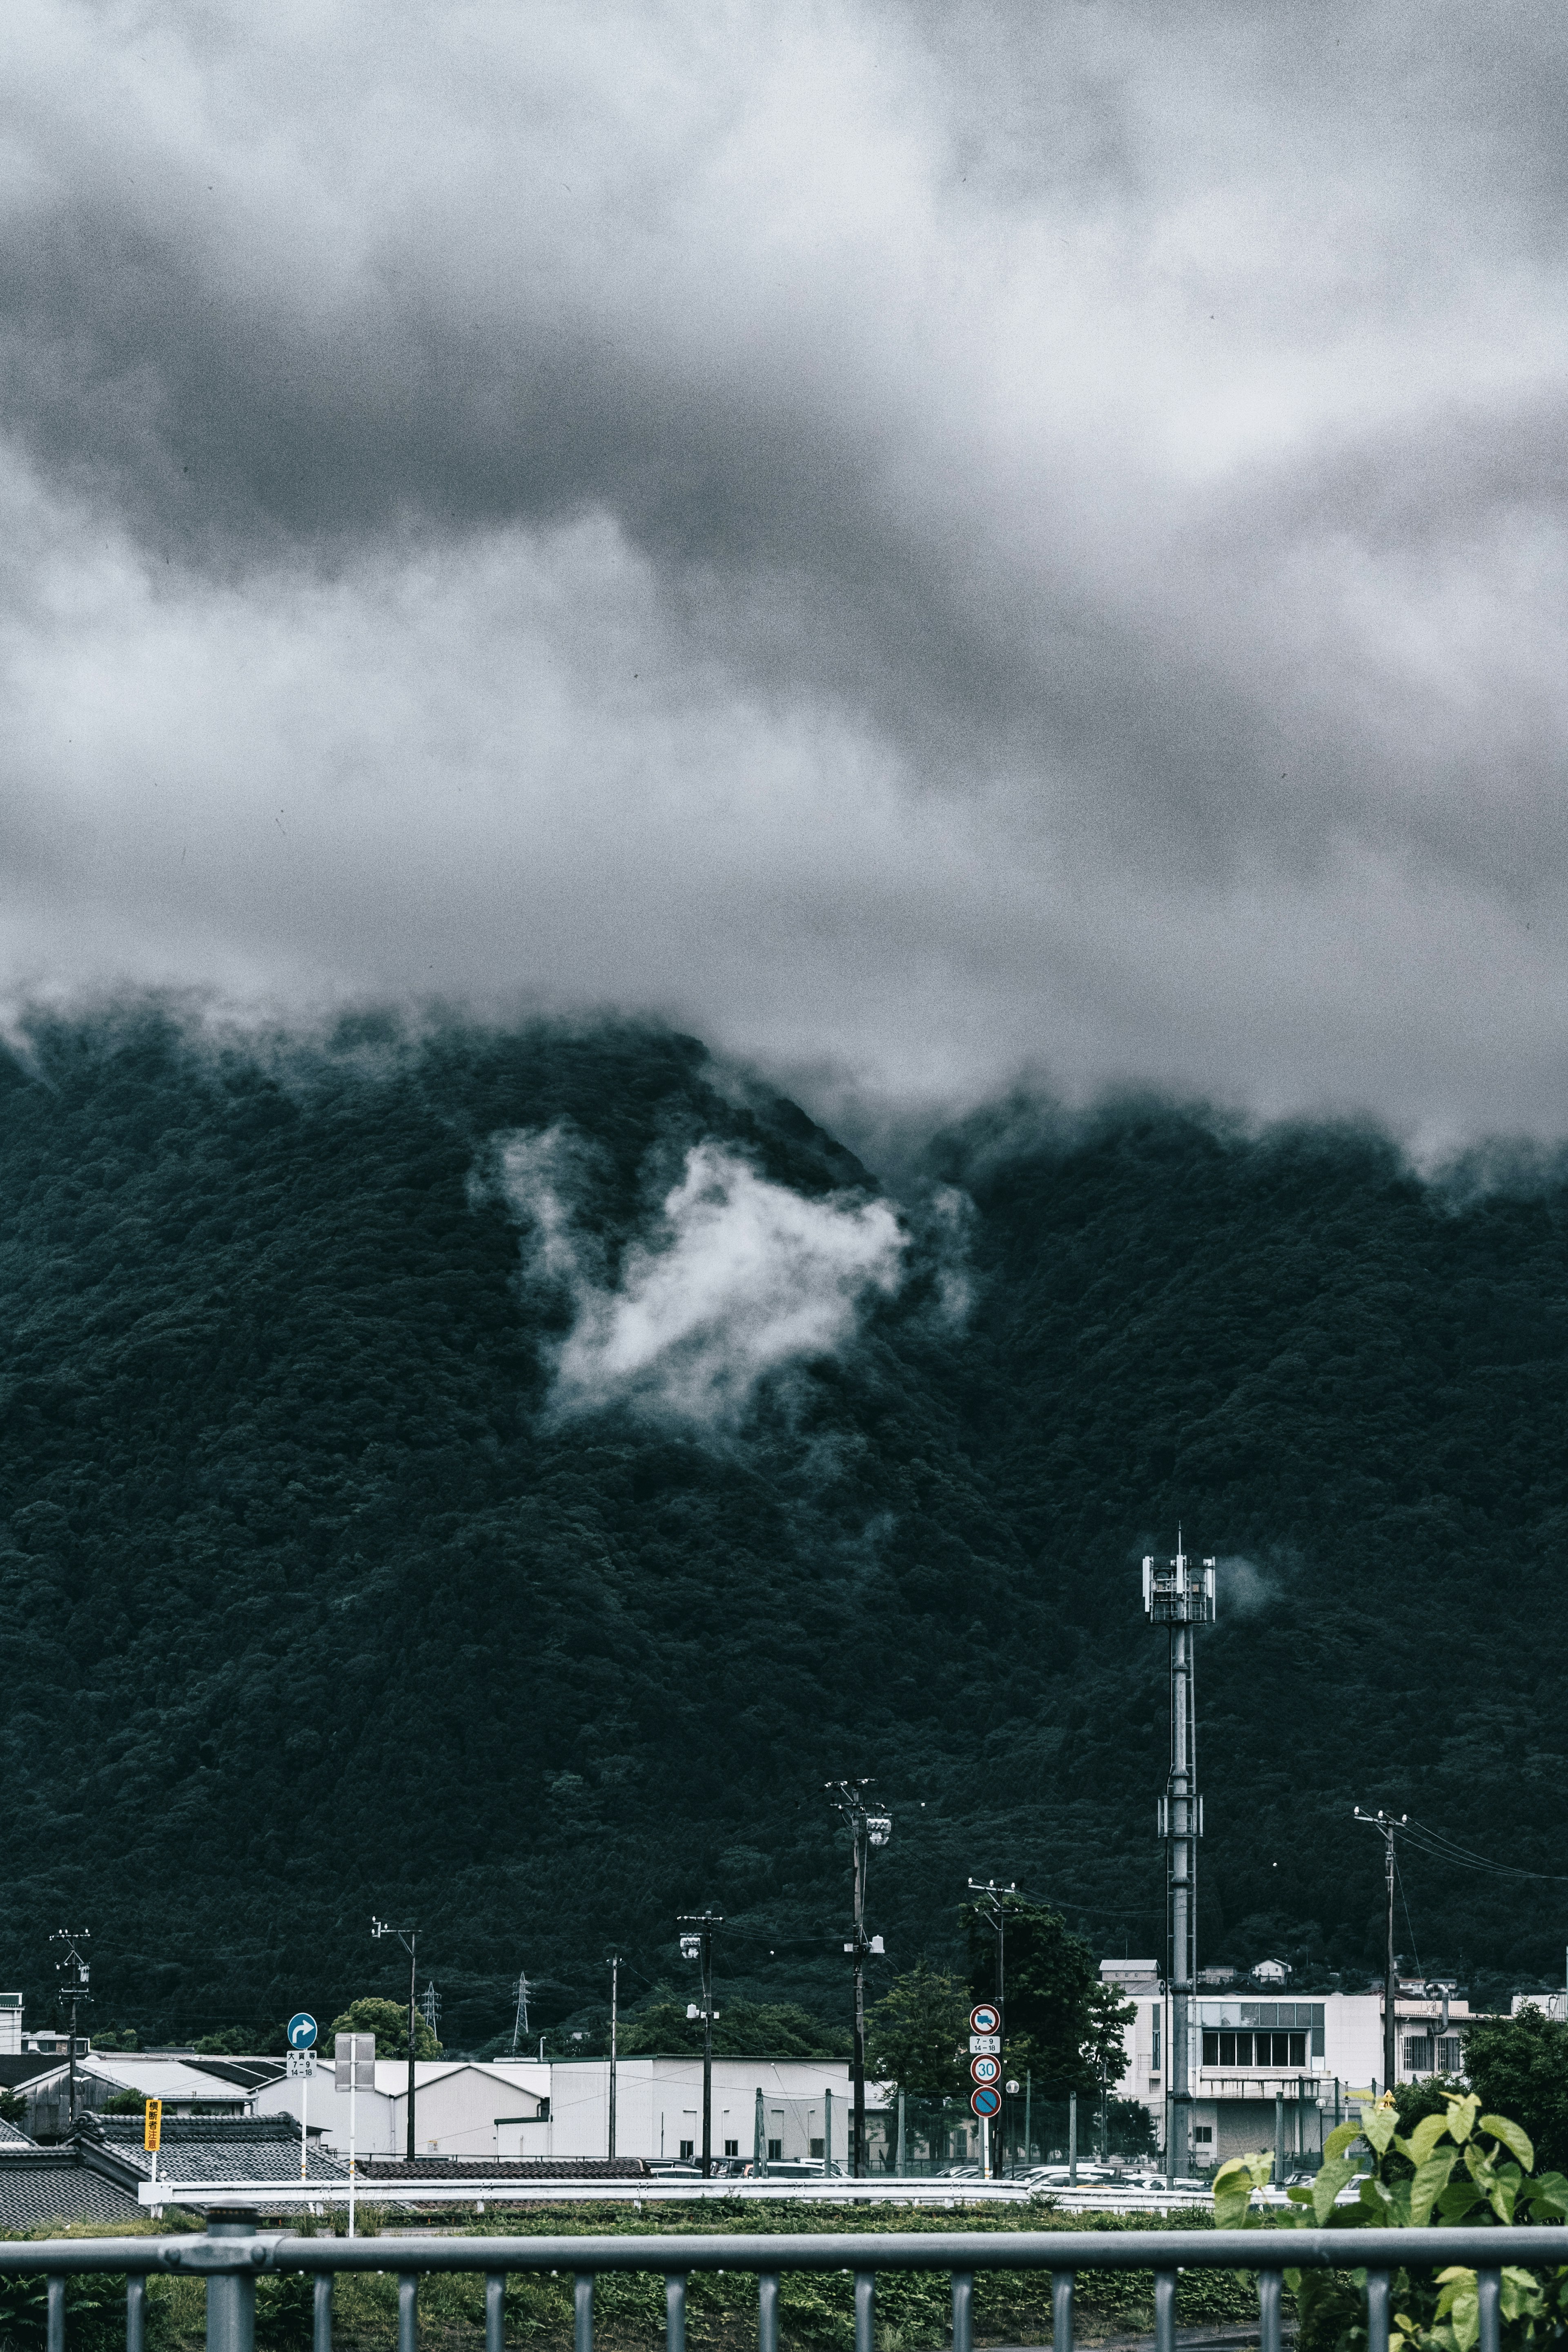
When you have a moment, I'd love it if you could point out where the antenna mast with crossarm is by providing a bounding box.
[1144,1537,1214,2180]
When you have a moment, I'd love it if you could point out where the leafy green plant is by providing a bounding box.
[1214,2092,1568,2352]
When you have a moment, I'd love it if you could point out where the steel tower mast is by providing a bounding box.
[1144,1538,1214,2180]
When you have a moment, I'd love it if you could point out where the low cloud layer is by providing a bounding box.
[495,1129,906,1423]
[4,2,1568,1138]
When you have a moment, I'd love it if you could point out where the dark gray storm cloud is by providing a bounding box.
[3,0,1568,1140]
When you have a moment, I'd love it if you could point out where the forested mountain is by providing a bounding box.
[0,1009,1563,2055]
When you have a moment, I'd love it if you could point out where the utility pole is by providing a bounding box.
[829,1781,892,2178]
[1144,1538,1215,2182]
[607,1956,619,2161]
[50,1931,91,2128]
[1354,1809,1406,2094]
[967,1879,1017,2178]
[677,1912,722,2177]
[371,1917,420,2161]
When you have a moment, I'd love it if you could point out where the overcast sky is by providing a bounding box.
[4,0,1568,1144]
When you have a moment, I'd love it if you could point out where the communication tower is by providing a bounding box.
[1143,1538,1215,2177]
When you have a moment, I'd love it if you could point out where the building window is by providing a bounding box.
[810,2137,824,2157]
[1438,2038,1463,2071]
[1404,2038,1434,2072]
[724,2140,739,2156]
[1152,2017,1161,2069]
[679,2140,695,2160]
[768,2138,783,2161]
[1203,2029,1307,2069]
[1194,2127,1213,2145]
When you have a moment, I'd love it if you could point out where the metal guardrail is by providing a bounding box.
[11,2209,1567,2352]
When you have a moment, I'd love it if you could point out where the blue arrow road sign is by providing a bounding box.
[287,2012,317,2050]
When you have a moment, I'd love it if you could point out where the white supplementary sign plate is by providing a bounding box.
[969,2033,1001,2053]
[286,2051,316,2078]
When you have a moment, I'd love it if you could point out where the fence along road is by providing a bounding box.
[9,2205,1556,2352]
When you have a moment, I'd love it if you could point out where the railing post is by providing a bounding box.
[1154,2270,1177,2352]
[205,2210,261,2352]
[758,2273,780,2352]
[47,2275,64,2352]
[1365,2271,1391,2352]
[397,2273,418,2352]
[313,2275,333,2352]
[574,2273,594,2352]
[485,2274,505,2352]
[1052,2270,1074,2352]
[951,2271,973,2352]
[1477,2270,1501,2352]
[126,2275,146,2352]
[854,2272,875,2352]
[1259,2271,1282,2352]
[666,2276,687,2352]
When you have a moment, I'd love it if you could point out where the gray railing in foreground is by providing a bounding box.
[11,2212,1568,2352]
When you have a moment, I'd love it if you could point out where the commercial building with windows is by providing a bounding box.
[1103,1964,1478,2169]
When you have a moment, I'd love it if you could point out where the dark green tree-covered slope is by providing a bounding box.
[0,1011,1563,2053]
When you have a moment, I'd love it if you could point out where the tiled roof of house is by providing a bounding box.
[0,2150,143,2227]
[79,2115,346,2184]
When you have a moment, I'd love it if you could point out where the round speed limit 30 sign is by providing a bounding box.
[970,2054,1002,2085]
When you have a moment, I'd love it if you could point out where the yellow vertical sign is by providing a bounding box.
[143,2099,162,2152]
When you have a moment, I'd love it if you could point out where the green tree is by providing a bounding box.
[193,2024,285,2056]
[616,1987,846,2059]
[1084,1980,1137,2151]
[966,1901,1099,2091]
[327,1996,441,2059]
[1452,2005,1568,2175]
[865,1961,967,2098]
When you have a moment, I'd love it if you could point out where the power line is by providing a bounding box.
[1395,1816,1568,1884]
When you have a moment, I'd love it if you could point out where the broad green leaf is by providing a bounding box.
[1383,2177,1414,2226]
[1480,2114,1534,2171]
[1436,2176,1484,2221]
[1214,2153,1267,2229]
[1525,2168,1568,2216]
[1363,2100,1399,2155]
[1409,2112,1451,2166]
[1487,2167,1519,2225]
[1445,2093,1481,2143]
[1500,2267,1542,2322]
[1410,2149,1458,2227]
[1325,2118,1364,2162]
[1312,2154,1358,2223]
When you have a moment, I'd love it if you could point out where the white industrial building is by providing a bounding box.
[254,2054,866,2166]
